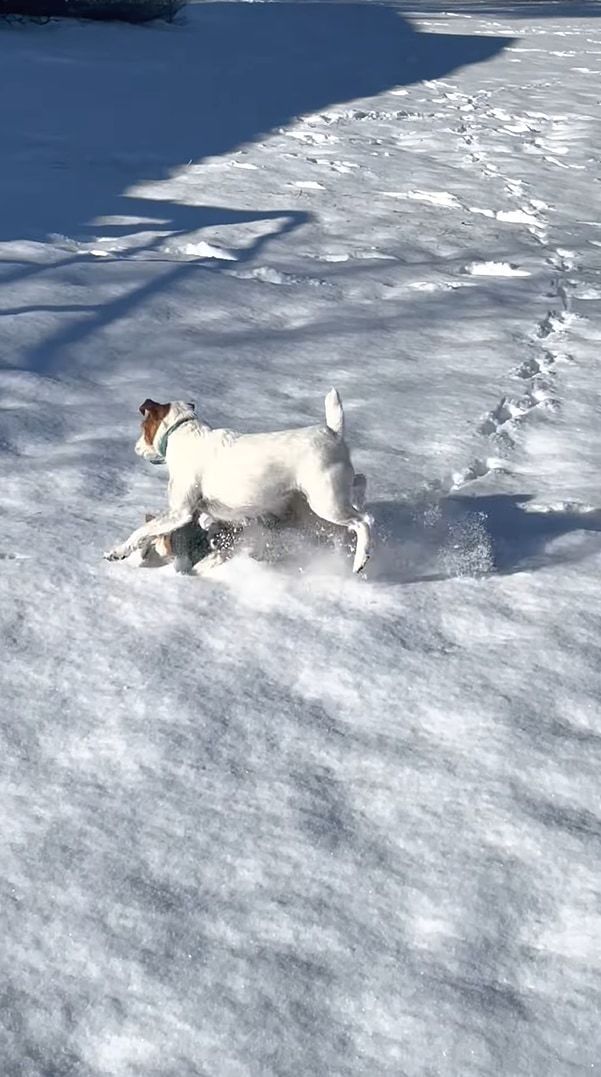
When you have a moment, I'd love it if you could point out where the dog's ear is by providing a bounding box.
[139,398,162,417]
[139,399,171,422]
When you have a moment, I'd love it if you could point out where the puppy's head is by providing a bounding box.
[135,399,195,463]
[143,513,173,560]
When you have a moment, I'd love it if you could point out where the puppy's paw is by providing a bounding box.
[104,546,129,562]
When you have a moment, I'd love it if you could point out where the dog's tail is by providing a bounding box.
[324,387,344,436]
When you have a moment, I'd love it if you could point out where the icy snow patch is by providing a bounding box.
[464,261,531,277]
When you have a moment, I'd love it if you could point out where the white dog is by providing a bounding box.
[104,389,371,573]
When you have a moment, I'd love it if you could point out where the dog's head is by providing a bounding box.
[135,399,196,463]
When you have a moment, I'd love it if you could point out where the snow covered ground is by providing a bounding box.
[1,1,601,1073]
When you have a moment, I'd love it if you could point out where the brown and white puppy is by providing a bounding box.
[105,390,370,573]
[140,513,237,572]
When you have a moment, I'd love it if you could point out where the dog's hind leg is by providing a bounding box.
[304,471,372,573]
[348,514,372,573]
[352,473,367,512]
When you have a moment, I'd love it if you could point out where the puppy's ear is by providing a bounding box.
[187,401,196,412]
[139,398,160,417]
[156,535,172,558]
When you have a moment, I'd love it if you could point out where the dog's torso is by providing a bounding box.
[167,420,351,522]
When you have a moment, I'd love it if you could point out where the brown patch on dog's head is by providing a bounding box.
[139,399,170,447]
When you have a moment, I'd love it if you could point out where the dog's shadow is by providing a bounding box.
[367,493,601,584]
[238,492,601,583]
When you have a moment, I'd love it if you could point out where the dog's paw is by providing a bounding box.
[104,546,129,562]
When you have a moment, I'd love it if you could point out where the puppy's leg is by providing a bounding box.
[305,468,372,573]
[104,507,194,561]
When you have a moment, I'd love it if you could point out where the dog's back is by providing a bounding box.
[198,423,349,521]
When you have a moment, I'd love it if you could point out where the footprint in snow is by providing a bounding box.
[305,157,360,175]
[536,310,572,339]
[285,130,338,146]
[479,390,558,441]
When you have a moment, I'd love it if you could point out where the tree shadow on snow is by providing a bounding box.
[367,493,601,583]
[0,3,512,371]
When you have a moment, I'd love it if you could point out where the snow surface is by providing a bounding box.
[1,2,601,1074]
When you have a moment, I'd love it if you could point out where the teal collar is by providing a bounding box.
[156,416,195,458]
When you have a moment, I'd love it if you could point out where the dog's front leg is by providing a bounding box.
[104,506,194,562]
